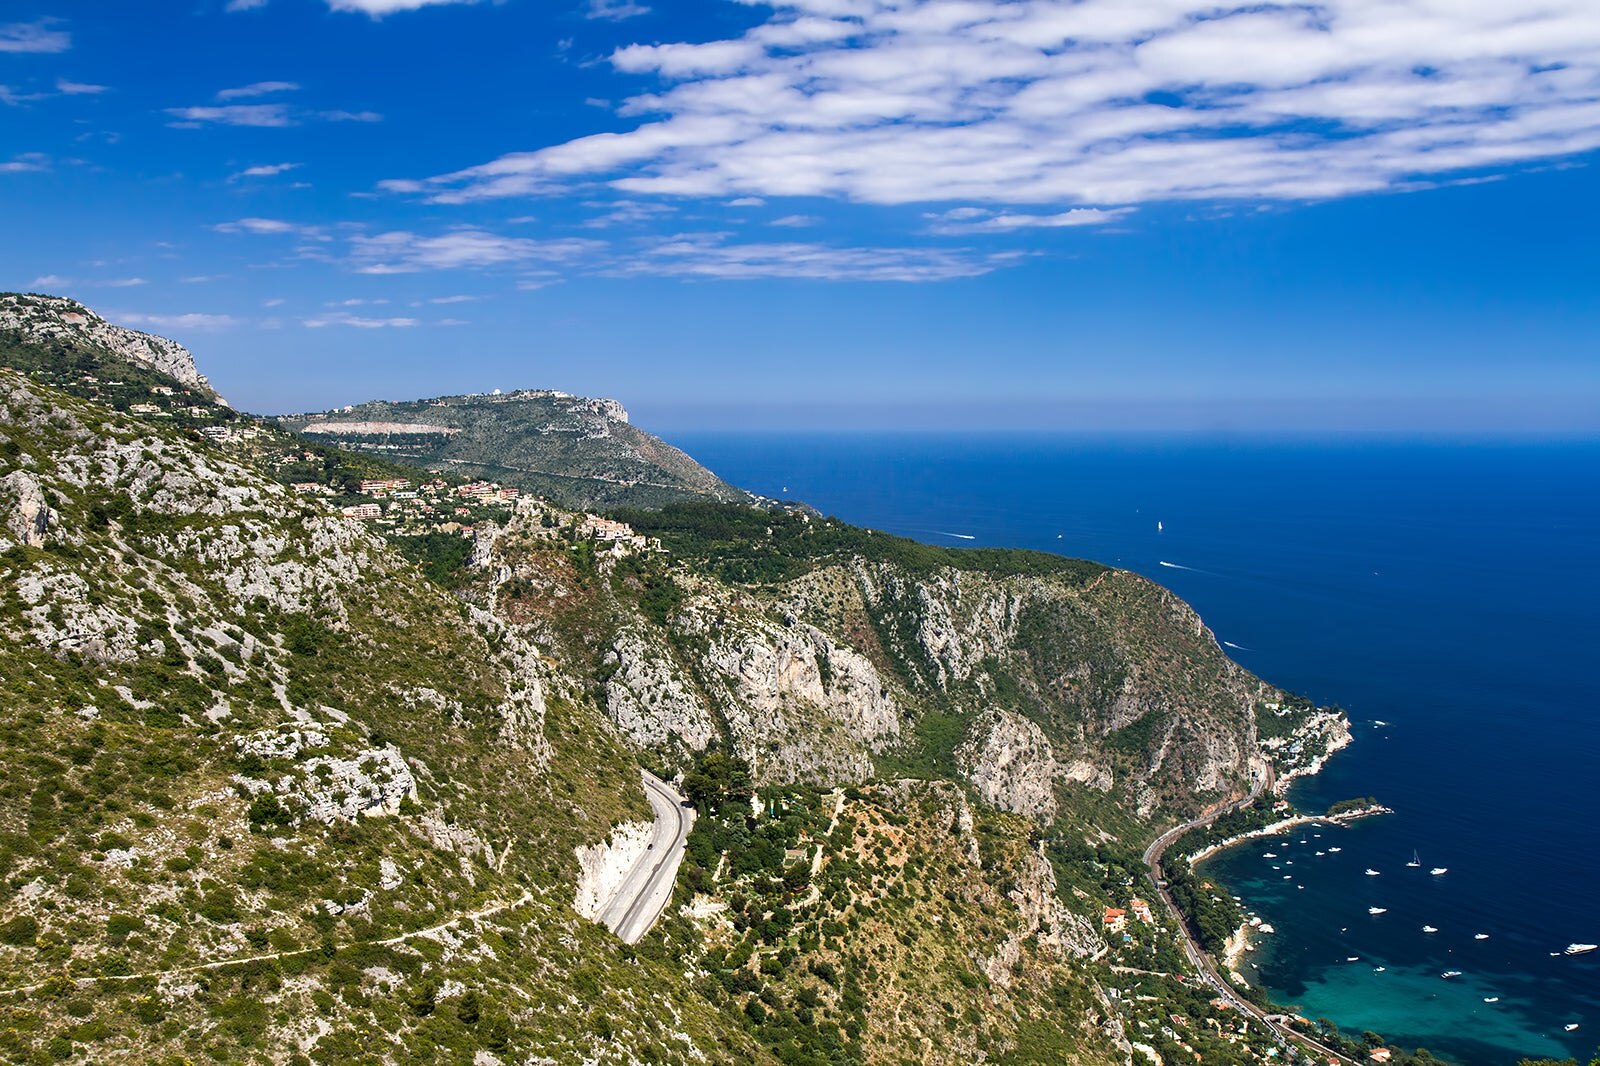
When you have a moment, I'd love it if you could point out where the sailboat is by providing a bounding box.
[1407,851,1421,868]
[1157,520,1163,532]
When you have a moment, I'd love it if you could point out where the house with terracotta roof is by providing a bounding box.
[1129,898,1153,923]
[1103,907,1127,932]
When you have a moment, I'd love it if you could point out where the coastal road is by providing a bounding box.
[598,770,696,945]
[1143,766,1361,1066]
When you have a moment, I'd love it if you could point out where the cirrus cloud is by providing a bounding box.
[393,0,1600,211]
[0,19,69,54]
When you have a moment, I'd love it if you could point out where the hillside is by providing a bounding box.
[277,392,749,512]
[0,310,1351,1065]
[0,294,216,398]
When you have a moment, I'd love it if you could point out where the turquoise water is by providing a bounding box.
[668,433,1600,1064]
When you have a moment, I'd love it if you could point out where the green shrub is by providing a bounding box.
[0,913,39,946]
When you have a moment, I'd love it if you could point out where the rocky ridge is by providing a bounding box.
[0,293,215,396]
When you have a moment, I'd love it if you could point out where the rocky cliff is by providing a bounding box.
[0,293,215,396]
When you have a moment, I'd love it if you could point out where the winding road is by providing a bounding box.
[597,770,695,945]
[1142,766,1360,1066]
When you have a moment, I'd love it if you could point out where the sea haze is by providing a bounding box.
[668,432,1600,1064]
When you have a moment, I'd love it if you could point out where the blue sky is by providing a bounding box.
[2,0,1597,432]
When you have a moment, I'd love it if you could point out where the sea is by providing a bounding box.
[667,432,1600,1065]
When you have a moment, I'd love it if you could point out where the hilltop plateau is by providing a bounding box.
[277,392,749,513]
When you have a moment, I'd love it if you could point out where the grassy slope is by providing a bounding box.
[0,369,768,1065]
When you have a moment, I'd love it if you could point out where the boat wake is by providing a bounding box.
[926,530,976,541]
[1222,640,1253,651]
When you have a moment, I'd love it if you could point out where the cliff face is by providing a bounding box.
[0,293,215,395]
[482,504,1334,829]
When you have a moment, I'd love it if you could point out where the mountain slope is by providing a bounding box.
[0,369,768,1065]
[278,391,749,512]
[0,294,216,397]
[0,308,1349,1066]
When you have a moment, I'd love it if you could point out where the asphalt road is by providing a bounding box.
[598,769,695,945]
[1143,767,1360,1065]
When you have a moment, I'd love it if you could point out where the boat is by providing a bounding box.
[1374,966,1386,972]
[1484,996,1499,1003]
[1328,846,1342,853]
[1441,970,1462,979]
[1369,907,1388,915]
[1474,933,1489,940]
[1407,850,1421,868]
[1431,867,1448,875]
[1316,850,1325,856]
[1346,956,1360,962]
[1262,852,1278,859]
[1365,868,1381,876]
[1157,520,1163,532]
[1567,1024,1580,1032]
[1566,943,1598,955]
[1423,925,1439,933]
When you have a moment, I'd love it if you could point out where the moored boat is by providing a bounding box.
[1565,943,1598,955]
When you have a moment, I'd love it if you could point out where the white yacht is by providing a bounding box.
[1407,851,1421,868]
[1365,868,1381,876]
[1368,907,1388,915]
[1566,943,1598,955]
[1423,925,1439,933]
[1430,867,1448,875]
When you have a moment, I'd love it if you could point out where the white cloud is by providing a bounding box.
[29,274,72,288]
[769,214,819,227]
[586,0,651,21]
[319,109,383,122]
[100,277,147,288]
[346,228,604,273]
[214,217,322,236]
[624,233,1022,281]
[216,80,300,101]
[396,0,1600,211]
[115,312,239,331]
[925,206,1133,234]
[302,311,420,328]
[225,0,271,11]
[231,162,301,180]
[0,19,70,54]
[427,294,480,303]
[167,104,294,128]
[325,0,482,15]
[55,78,108,95]
[1,153,50,174]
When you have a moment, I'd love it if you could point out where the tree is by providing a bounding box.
[683,749,754,813]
